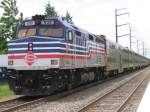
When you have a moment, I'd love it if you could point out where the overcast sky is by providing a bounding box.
[0,0,150,58]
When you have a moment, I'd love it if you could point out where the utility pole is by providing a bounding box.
[129,26,136,50]
[129,24,131,49]
[136,39,144,55]
[137,39,139,53]
[115,9,118,43]
[145,48,147,57]
[143,42,144,56]
[115,8,129,43]
[115,8,139,51]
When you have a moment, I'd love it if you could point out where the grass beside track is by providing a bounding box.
[0,83,15,100]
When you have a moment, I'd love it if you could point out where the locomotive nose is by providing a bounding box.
[8,36,61,70]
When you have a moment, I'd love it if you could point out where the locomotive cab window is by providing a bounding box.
[18,28,36,38]
[69,31,73,41]
[66,31,73,42]
[39,28,63,37]
[17,18,63,38]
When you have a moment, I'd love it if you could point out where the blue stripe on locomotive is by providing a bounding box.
[8,44,28,49]
[8,48,88,55]
[8,43,87,51]
[8,36,65,43]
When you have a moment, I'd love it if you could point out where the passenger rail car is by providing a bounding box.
[7,15,149,95]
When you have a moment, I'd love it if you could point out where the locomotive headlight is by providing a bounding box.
[29,43,33,47]
[29,47,33,51]
[51,59,58,65]
[28,43,33,51]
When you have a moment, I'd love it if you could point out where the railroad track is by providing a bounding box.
[78,68,150,112]
[0,68,147,112]
[118,74,150,112]
[0,96,44,112]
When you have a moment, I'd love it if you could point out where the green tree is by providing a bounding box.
[19,12,23,23]
[0,0,19,39]
[62,11,73,24]
[0,0,19,53]
[44,2,73,24]
[45,2,58,17]
[0,26,7,54]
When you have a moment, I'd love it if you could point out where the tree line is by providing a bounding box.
[0,0,73,54]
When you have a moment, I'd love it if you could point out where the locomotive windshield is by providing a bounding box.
[18,28,36,37]
[17,27,63,38]
[39,28,63,37]
[17,18,63,38]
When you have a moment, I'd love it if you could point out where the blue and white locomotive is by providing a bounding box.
[7,15,149,95]
[7,15,106,95]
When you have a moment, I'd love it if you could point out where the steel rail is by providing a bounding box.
[78,68,149,112]
[116,74,149,112]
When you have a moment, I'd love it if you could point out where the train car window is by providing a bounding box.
[18,28,36,38]
[39,28,63,37]
[75,31,81,36]
[89,34,93,41]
